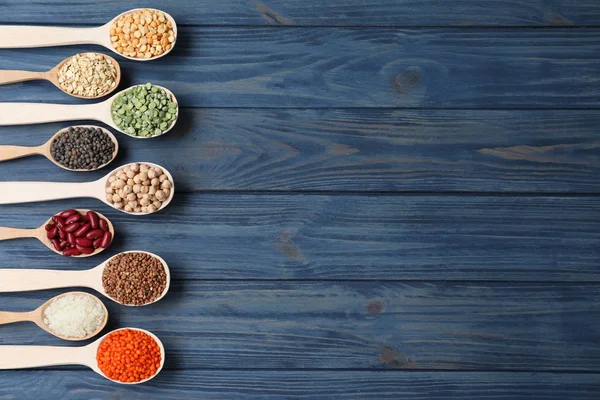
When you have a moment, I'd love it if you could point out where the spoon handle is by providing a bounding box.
[0,311,34,325]
[0,345,88,369]
[0,145,45,162]
[0,227,39,241]
[0,269,93,292]
[0,181,99,204]
[0,26,104,48]
[0,102,101,126]
[0,70,46,85]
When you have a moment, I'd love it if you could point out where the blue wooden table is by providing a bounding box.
[0,1,599,398]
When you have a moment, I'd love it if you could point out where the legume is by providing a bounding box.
[111,83,177,137]
[102,252,167,306]
[110,9,175,59]
[57,53,118,98]
[97,329,162,382]
[50,127,116,170]
[46,210,112,256]
[105,163,173,213]
[43,293,106,339]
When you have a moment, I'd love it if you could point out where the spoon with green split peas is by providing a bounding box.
[0,327,165,384]
[0,8,177,62]
[0,161,175,215]
[0,291,108,341]
[0,125,118,171]
[0,251,171,307]
[0,84,179,139]
[0,209,114,258]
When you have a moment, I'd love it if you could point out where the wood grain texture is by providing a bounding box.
[0,28,599,107]
[2,0,600,26]
[0,109,599,192]
[0,194,598,281]
[1,371,599,399]
[0,282,599,370]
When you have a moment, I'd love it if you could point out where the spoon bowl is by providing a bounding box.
[0,291,108,341]
[0,84,179,139]
[0,209,115,258]
[0,251,171,307]
[0,327,165,384]
[0,161,175,215]
[0,125,119,171]
[0,8,177,62]
[0,52,121,99]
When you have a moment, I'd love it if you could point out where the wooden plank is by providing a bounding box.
[0,371,598,399]
[2,1,600,27]
[0,28,599,108]
[0,194,598,281]
[1,282,599,370]
[1,109,600,192]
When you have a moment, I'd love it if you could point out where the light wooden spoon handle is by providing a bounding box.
[0,26,104,48]
[0,102,102,126]
[0,70,47,85]
[0,345,89,369]
[0,227,39,241]
[0,269,92,292]
[0,311,34,325]
[0,145,45,162]
[0,180,100,205]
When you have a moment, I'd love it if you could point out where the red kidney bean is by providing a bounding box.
[64,223,80,233]
[46,227,58,240]
[86,229,104,240]
[51,239,62,252]
[100,231,112,248]
[58,228,66,241]
[67,232,76,245]
[73,223,91,238]
[45,224,54,231]
[76,245,95,254]
[93,238,103,248]
[63,248,82,257]
[99,218,108,232]
[75,238,93,247]
[59,240,69,249]
[59,209,78,219]
[65,213,81,225]
[87,211,99,229]
[53,216,65,229]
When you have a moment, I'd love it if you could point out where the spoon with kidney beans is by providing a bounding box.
[0,209,114,257]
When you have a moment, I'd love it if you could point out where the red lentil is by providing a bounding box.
[96,329,162,383]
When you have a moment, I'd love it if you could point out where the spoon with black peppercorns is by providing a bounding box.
[0,125,118,171]
[0,251,170,306]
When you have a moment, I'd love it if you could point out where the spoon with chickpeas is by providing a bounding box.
[0,52,121,99]
[0,83,179,139]
[0,8,177,61]
[0,162,175,215]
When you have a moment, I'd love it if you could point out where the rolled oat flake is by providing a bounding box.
[57,53,117,98]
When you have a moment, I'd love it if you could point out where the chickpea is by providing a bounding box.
[162,188,171,198]
[143,180,151,187]
[137,192,144,199]
[138,172,148,182]
[116,171,126,180]
[127,193,137,201]
[130,163,140,172]
[106,193,114,203]
[141,186,150,194]
[123,185,133,195]
[140,198,150,207]
[141,206,148,213]
[154,167,163,177]
[128,201,138,209]
[127,178,135,186]
[108,175,116,183]
[148,186,156,195]
[133,184,141,194]
[161,179,172,189]
[151,177,160,187]
[115,179,126,189]
[133,175,142,184]
[153,200,162,209]
[134,207,142,213]
[140,164,149,173]
[110,181,118,189]
[159,174,167,182]
[105,186,113,194]
[124,205,133,212]
[126,170,136,179]
[147,169,157,179]
[112,194,121,203]
[117,189,126,199]
[147,204,157,213]
[114,201,124,210]
[156,190,166,201]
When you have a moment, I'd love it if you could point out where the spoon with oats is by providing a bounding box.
[0,52,121,99]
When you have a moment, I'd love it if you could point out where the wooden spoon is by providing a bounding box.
[0,53,121,99]
[0,327,165,384]
[0,8,177,62]
[0,162,175,215]
[0,291,108,341]
[0,84,178,139]
[0,209,114,258]
[0,251,171,306]
[0,125,119,171]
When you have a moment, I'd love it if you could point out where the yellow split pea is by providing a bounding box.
[109,9,175,59]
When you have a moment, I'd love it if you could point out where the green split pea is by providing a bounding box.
[111,83,178,137]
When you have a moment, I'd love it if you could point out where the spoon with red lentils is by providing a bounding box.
[0,209,114,257]
[0,327,165,384]
[0,9,177,62]
[0,251,171,306]
[0,162,175,215]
